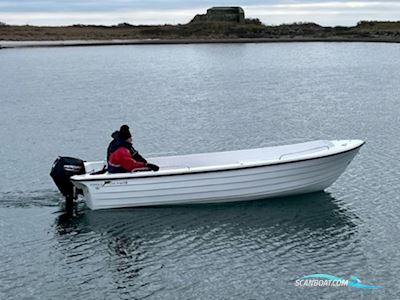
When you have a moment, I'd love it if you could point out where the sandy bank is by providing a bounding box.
[1,37,400,49]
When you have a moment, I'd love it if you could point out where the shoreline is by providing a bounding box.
[1,37,400,49]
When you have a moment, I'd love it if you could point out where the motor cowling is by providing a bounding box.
[50,156,86,197]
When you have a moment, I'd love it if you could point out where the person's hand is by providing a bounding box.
[146,163,159,171]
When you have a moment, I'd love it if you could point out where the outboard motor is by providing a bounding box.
[50,156,86,198]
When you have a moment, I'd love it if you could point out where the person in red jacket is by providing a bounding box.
[108,125,159,173]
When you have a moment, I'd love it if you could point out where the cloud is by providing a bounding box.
[0,1,399,26]
[0,9,202,25]
[245,1,400,25]
[0,0,278,12]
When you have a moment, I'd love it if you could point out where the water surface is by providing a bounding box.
[0,42,399,299]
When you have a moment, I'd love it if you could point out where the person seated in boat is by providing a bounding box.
[107,125,159,173]
[107,125,147,163]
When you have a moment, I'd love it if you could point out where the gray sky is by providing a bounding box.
[0,0,399,26]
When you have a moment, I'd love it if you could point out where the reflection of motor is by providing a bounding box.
[50,156,86,198]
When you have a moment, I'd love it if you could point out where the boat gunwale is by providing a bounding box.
[71,140,365,182]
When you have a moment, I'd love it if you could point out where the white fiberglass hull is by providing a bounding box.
[71,140,364,210]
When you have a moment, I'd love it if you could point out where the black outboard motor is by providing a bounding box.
[50,156,86,198]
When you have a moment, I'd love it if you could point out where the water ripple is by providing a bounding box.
[1,43,399,299]
[0,189,61,208]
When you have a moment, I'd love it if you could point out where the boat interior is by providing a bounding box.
[79,139,363,179]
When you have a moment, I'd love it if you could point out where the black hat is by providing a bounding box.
[119,124,132,140]
[111,130,119,139]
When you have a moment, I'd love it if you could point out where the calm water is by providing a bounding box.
[0,42,399,299]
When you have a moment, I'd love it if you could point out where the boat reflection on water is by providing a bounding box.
[55,191,358,251]
[53,192,359,297]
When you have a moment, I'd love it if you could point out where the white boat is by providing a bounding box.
[69,139,364,210]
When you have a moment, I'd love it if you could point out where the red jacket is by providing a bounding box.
[108,147,146,172]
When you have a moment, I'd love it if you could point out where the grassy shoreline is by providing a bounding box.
[1,21,400,48]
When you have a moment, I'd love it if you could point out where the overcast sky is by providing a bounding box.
[0,0,399,26]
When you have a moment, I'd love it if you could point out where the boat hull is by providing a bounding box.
[73,146,361,210]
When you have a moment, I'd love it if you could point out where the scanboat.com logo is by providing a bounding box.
[295,274,383,289]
